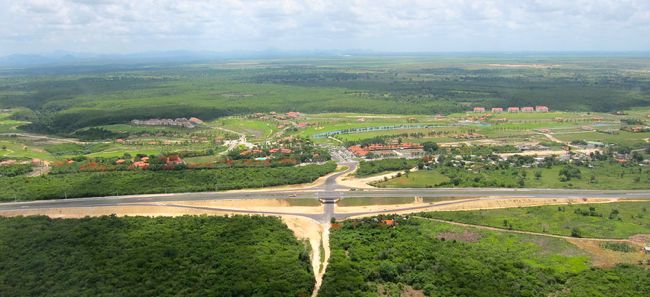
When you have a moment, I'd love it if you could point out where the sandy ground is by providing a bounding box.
[439,139,505,147]
[338,167,418,189]
[341,197,618,216]
[498,148,600,158]
[566,238,649,267]
[281,216,330,297]
[0,205,238,218]
[165,199,323,214]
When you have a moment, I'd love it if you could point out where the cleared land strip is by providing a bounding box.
[413,216,642,244]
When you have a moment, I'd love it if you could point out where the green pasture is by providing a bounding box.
[554,131,650,148]
[422,201,650,239]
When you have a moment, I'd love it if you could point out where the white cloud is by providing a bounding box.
[0,0,648,55]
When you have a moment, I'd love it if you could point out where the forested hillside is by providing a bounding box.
[0,215,314,297]
[319,216,650,297]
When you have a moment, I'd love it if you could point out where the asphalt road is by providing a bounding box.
[2,160,649,223]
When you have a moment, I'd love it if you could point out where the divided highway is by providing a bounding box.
[1,160,649,222]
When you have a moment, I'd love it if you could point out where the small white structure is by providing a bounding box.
[644,246,650,254]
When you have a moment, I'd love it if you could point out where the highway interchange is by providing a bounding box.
[2,159,650,223]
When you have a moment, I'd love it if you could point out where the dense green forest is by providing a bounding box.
[356,158,419,177]
[0,162,335,201]
[2,56,650,133]
[0,215,314,297]
[318,216,649,297]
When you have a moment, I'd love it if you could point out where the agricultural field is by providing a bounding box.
[421,201,650,239]
[319,215,650,297]
[0,215,315,297]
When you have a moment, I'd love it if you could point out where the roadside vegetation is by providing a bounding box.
[355,158,419,177]
[421,201,650,239]
[0,163,32,177]
[0,162,336,201]
[319,215,649,297]
[0,215,314,297]
[377,145,650,189]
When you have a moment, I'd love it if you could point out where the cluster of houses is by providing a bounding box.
[348,143,424,158]
[473,106,549,113]
[116,155,185,169]
[250,111,303,121]
[451,133,486,140]
[239,147,295,160]
[131,117,204,128]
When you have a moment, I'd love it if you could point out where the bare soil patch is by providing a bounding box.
[342,197,616,217]
[437,230,483,243]
[566,238,650,268]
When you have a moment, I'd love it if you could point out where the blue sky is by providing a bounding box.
[1,0,649,55]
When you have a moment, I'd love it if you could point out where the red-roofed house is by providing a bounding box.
[189,117,204,124]
[280,148,293,154]
[286,112,301,118]
[521,107,535,112]
[491,107,503,113]
[535,106,549,112]
[473,107,486,113]
[348,145,369,157]
[133,161,148,169]
[508,107,520,112]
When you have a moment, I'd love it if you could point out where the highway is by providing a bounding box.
[1,160,650,223]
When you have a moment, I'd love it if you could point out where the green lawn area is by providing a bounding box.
[0,138,54,160]
[421,201,650,239]
[379,170,450,187]
[0,215,314,297]
[319,215,637,297]
[0,113,26,133]
[377,162,650,190]
[214,117,278,140]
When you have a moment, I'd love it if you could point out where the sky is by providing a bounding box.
[1,0,650,56]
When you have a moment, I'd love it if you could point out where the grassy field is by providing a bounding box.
[319,215,649,297]
[0,137,54,160]
[421,201,650,239]
[212,117,278,141]
[0,112,26,133]
[554,131,650,149]
[0,215,314,297]
[377,162,650,190]
[379,170,450,187]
